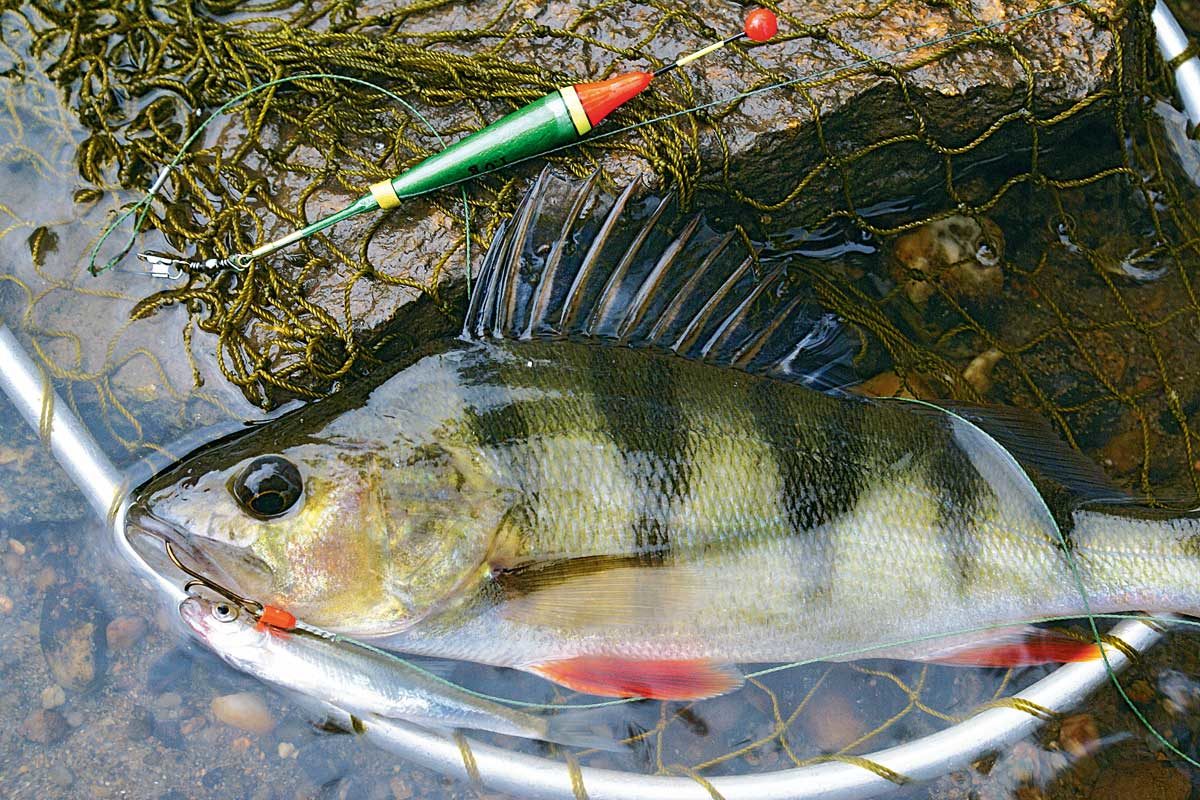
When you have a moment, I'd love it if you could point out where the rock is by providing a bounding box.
[1054,713,1099,759]
[278,741,298,759]
[1127,679,1155,704]
[799,689,866,751]
[963,348,1004,396]
[889,216,1005,308]
[152,718,184,750]
[1100,428,1144,476]
[1091,759,1190,800]
[105,616,148,651]
[47,764,74,788]
[39,580,109,692]
[154,691,182,711]
[40,684,66,709]
[125,705,155,740]
[0,595,12,614]
[12,0,1136,408]
[19,709,70,744]
[211,691,275,735]
[8,537,25,554]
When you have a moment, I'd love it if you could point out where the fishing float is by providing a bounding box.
[138,8,779,275]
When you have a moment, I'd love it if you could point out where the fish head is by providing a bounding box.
[129,400,508,636]
[178,595,273,674]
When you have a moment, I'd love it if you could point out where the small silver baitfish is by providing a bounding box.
[132,170,1198,702]
[179,595,619,749]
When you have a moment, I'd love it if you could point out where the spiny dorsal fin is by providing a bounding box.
[463,168,860,392]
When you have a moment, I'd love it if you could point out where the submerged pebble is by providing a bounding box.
[39,580,109,692]
[20,708,70,744]
[106,616,148,651]
[211,691,275,735]
[40,683,65,709]
[889,215,1005,307]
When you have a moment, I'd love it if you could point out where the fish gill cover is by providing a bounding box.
[4,0,1200,793]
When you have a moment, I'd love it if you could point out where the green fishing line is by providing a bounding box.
[88,72,474,295]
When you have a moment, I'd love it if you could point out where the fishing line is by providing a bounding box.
[87,73,474,294]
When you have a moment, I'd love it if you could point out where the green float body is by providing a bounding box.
[249,92,580,260]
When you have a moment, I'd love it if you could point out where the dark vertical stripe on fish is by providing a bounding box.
[923,423,988,597]
[582,345,688,561]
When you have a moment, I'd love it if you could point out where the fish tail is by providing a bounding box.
[542,709,628,752]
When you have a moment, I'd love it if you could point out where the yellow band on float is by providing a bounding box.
[558,85,593,136]
[369,179,402,210]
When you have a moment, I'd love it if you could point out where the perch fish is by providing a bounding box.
[130,171,1196,701]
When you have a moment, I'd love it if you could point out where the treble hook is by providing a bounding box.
[164,540,264,618]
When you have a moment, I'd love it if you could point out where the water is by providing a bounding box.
[5,1,1200,798]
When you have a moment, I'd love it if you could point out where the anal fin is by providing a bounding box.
[908,626,1102,668]
[528,657,743,700]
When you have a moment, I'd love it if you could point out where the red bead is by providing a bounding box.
[259,605,297,630]
[744,8,778,42]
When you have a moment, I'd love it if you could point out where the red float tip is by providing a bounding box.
[744,8,778,42]
[574,71,653,127]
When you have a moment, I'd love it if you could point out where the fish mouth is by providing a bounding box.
[124,502,250,603]
[177,596,211,640]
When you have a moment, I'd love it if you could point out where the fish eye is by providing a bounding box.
[211,602,239,622]
[231,455,304,520]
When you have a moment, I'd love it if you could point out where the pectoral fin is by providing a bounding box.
[529,657,743,700]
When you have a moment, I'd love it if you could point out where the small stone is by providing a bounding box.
[180,715,206,735]
[155,691,182,710]
[35,565,59,591]
[39,581,109,692]
[0,595,13,614]
[278,741,298,759]
[963,348,1004,396]
[8,538,26,554]
[3,552,21,575]
[126,705,154,739]
[47,764,74,787]
[229,736,253,753]
[40,684,66,709]
[389,777,413,800]
[19,709,70,744]
[1127,679,1155,703]
[1056,713,1099,759]
[1100,429,1144,475]
[106,616,147,651]
[65,711,84,727]
[211,692,275,735]
[800,690,866,751]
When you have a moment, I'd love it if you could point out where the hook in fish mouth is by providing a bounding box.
[123,502,255,605]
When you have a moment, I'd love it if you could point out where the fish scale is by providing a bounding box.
[130,172,1200,700]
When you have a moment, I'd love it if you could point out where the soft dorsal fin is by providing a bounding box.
[463,168,861,392]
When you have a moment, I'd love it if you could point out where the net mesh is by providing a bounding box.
[2,0,1200,796]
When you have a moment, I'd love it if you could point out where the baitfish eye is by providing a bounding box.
[231,455,304,520]
[211,602,239,623]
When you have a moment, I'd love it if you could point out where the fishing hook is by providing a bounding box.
[136,251,254,279]
[164,540,264,618]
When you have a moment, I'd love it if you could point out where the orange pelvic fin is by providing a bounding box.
[919,628,1102,667]
[529,657,743,700]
